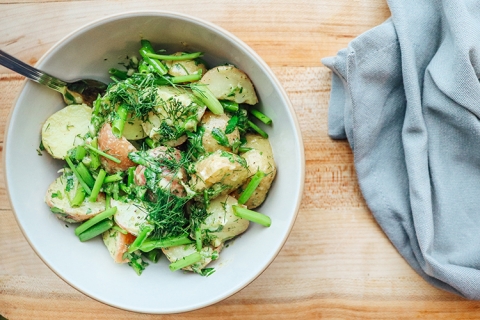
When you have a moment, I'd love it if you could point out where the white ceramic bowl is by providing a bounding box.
[4,11,304,314]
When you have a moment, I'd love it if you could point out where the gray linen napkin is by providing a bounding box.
[322,0,480,299]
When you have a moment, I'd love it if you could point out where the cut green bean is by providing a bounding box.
[145,51,203,61]
[112,225,128,234]
[89,138,101,170]
[89,169,106,202]
[112,104,128,138]
[247,120,268,138]
[238,170,265,205]
[139,235,193,252]
[78,219,114,242]
[145,249,162,263]
[195,228,202,252]
[144,137,156,149]
[169,252,202,271]
[76,162,95,188]
[110,182,120,200]
[126,252,148,275]
[127,167,135,186]
[250,108,272,125]
[232,205,271,227]
[238,146,253,153]
[127,224,154,253]
[171,73,202,84]
[109,68,128,80]
[84,144,121,163]
[75,145,86,161]
[74,206,117,236]
[138,60,151,73]
[152,77,172,86]
[70,185,86,207]
[105,194,111,210]
[93,96,102,116]
[119,182,131,194]
[139,40,168,75]
[65,156,92,195]
[190,83,224,115]
[219,100,239,113]
[152,72,203,85]
[104,172,124,183]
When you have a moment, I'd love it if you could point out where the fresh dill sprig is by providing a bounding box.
[186,126,206,159]
[188,201,218,249]
[145,188,191,239]
[160,96,198,125]
[233,108,249,133]
[129,147,192,178]
[189,201,209,232]
[153,94,200,144]
[156,121,185,144]
[102,73,161,119]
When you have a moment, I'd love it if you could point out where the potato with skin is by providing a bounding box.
[111,199,148,236]
[189,150,249,198]
[102,228,137,263]
[41,104,92,159]
[97,122,137,173]
[201,195,249,247]
[236,134,276,209]
[142,86,206,146]
[199,65,258,105]
[164,52,207,77]
[45,170,107,223]
[133,146,187,197]
[200,110,240,153]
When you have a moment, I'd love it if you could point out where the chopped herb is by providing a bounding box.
[51,191,63,199]
[211,128,230,147]
[200,267,215,276]
[146,188,191,239]
[225,115,238,134]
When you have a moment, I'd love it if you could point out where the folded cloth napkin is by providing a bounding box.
[322,0,480,299]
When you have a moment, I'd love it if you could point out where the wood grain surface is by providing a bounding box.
[2,1,480,319]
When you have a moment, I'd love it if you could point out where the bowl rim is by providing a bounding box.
[3,9,306,314]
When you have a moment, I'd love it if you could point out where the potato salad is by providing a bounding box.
[42,40,276,276]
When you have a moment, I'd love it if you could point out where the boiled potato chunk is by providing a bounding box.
[97,122,137,173]
[200,110,240,153]
[165,52,207,77]
[201,195,249,247]
[237,134,276,209]
[41,104,92,159]
[189,150,249,199]
[122,117,147,140]
[45,170,106,223]
[142,86,206,146]
[102,228,137,263]
[112,199,148,236]
[200,65,258,105]
[162,243,222,272]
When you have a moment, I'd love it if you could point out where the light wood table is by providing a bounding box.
[1,1,479,319]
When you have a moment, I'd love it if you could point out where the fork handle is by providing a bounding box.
[0,49,67,92]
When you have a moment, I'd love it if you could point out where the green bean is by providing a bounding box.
[78,219,114,242]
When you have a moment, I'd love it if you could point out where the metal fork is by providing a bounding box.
[0,49,106,106]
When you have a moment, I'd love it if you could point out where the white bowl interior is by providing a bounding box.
[4,11,304,314]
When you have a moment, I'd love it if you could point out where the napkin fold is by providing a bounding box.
[322,0,480,299]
